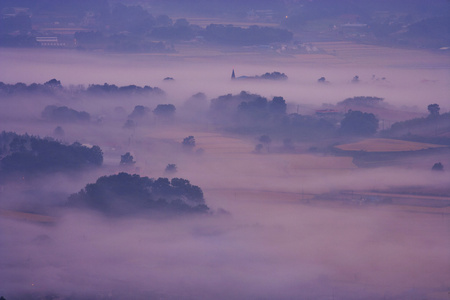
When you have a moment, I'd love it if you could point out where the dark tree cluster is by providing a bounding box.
[128,105,150,119]
[340,110,379,136]
[86,83,164,96]
[0,79,62,96]
[41,105,90,123]
[382,104,450,145]
[431,162,444,171]
[149,19,196,41]
[120,152,135,165]
[182,136,196,151]
[204,24,293,46]
[282,114,336,139]
[259,72,288,80]
[165,163,177,174]
[233,71,288,81]
[106,35,173,53]
[74,31,105,45]
[210,91,340,140]
[0,132,103,177]
[210,91,286,128]
[68,172,208,216]
[153,104,176,118]
[0,13,31,34]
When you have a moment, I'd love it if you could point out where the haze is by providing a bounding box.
[0,1,449,299]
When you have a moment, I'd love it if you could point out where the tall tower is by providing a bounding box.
[231,69,236,80]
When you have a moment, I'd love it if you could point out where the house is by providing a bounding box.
[36,36,66,47]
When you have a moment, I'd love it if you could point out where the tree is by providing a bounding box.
[258,135,272,152]
[0,134,103,176]
[54,126,65,137]
[123,119,136,129]
[340,110,379,136]
[120,152,135,165]
[431,162,444,171]
[269,96,287,115]
[42,105,90,122]
[165,163,177,174]
[174,18,189,27]
[351,75,360,83]
[153,104,176,117]
[128,105,149,119]
[427,104,440,118]
[44,78,62,88]
[254,143,263,153]
[182,136,195,151]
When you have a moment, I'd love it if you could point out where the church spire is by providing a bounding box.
[231,69,236,80]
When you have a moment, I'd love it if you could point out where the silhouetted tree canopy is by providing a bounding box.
[427,103,440,118]
[210,91,287,127]
[340,110,379,136]
[182,136,196,150]
[0,132,102,177]
[153,104,176,117]
[53,126,65,137]
[431,162,444,171]
[204,24,293,45]
[68,172,208,216]
[165,163,177,174]
[86,83,163,95]
[123,119,136,129]
[381,111,450,145]
[128,105,150,119]
[42,105,90,122]
[120,152,135,165]
[0,81,164,97]
[351,75,360,83]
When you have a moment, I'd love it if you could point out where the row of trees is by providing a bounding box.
[0,80,164,97]
[382,104,450,145]
[0,132,103,178]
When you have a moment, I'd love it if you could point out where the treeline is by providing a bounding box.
[75,22,292,49]
[204,24,293,46]
[381,110,450,145]
[68,172,209,216]
[0,80,164,97]
[0,131,103,178]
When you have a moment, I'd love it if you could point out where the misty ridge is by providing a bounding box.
[1,1,450,300]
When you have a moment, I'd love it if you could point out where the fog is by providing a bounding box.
[1,47,449,112]
[2,195,449,300]
[1,42,449,300]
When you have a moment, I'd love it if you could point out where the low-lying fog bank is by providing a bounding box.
[1,47,449,111]
[1,191,448,300]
